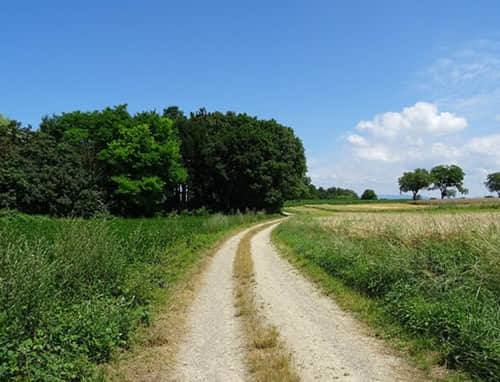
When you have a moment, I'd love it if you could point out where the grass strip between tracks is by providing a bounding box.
[233,222,300,382]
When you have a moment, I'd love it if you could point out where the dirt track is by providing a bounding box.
[172,220,421,381]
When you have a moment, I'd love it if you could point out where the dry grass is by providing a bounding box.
[319,211,500,241]
[414,197,500,206]
[308,202,426,211]
[101,231,238,382]
[234,223,300,382]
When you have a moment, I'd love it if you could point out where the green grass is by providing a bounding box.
[0,210,273,381]
[274,213,500,381]
[284,198,411,207]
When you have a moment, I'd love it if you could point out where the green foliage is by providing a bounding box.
[398,168,432,200]
[3,106,306,216]
[0,112,10,129]
[361,189,377,200]
[430,164,468,199]
[485,172,500,197]
[39,106,187,216]
[301,183,359,200]
[276,216,500,381]
[176,109,307,212]
[0,130,104,217]
[0,212,272,381]
[97,115,187,215]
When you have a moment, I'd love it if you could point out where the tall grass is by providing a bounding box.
[275,213,500,381]
[0,211,271,381]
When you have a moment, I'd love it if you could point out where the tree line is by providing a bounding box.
[303,184,359,200]
[0,107,308,217]
[399,165,500,200]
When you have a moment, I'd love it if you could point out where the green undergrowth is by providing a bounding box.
[0,211,273,381]
[274,215,500,381]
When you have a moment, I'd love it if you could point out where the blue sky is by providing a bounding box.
[2,1,500,196]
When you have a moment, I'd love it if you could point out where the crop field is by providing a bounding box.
[0,211,272,382]
[286,198,500,214]
[274,206,500,381]
[289,202,427,213]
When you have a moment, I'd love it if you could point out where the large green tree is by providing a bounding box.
[40,106,186,216]
[398,168,432,200]
[176,109,307,212]
[485,172,500,197]
[430,164,468,199]
[98,112,186,215]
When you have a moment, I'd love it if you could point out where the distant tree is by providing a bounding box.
[485,172,500,197]
[429,165,468,199]
[398,168,432,200]
[305,184,358,200]
[361,189,377,200]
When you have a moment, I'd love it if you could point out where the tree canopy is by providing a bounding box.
[485,172,500,197]
[303,184,359,200]
[175,109,307,212]
[430,165,468,199]
[398,168,432,200]
[1,106,308,216]
[361,189,377,200]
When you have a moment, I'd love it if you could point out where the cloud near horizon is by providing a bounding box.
[309,101,500,197]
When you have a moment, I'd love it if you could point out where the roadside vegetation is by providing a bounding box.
[274,209,500,381]
[0,210,272,381]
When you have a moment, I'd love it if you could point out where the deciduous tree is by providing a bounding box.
[429,165,468,199]
[361,189,377,200]
[398,168,432,200]
[485,172,500,197]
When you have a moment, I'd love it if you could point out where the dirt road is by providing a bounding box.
[251,223,417,381]
[172,220,421,381]
[171,227,250,382]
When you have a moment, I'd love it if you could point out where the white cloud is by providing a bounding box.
[309,101,500,197]
[466,134,500,154]
[465,134,500,166]
[355,146,397,162]
[431,142,463,159]
[419,40,500,123]
[307,40,500,197]
[348,102,467,165]
[346,134,368,146]
[356,102,466,138]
